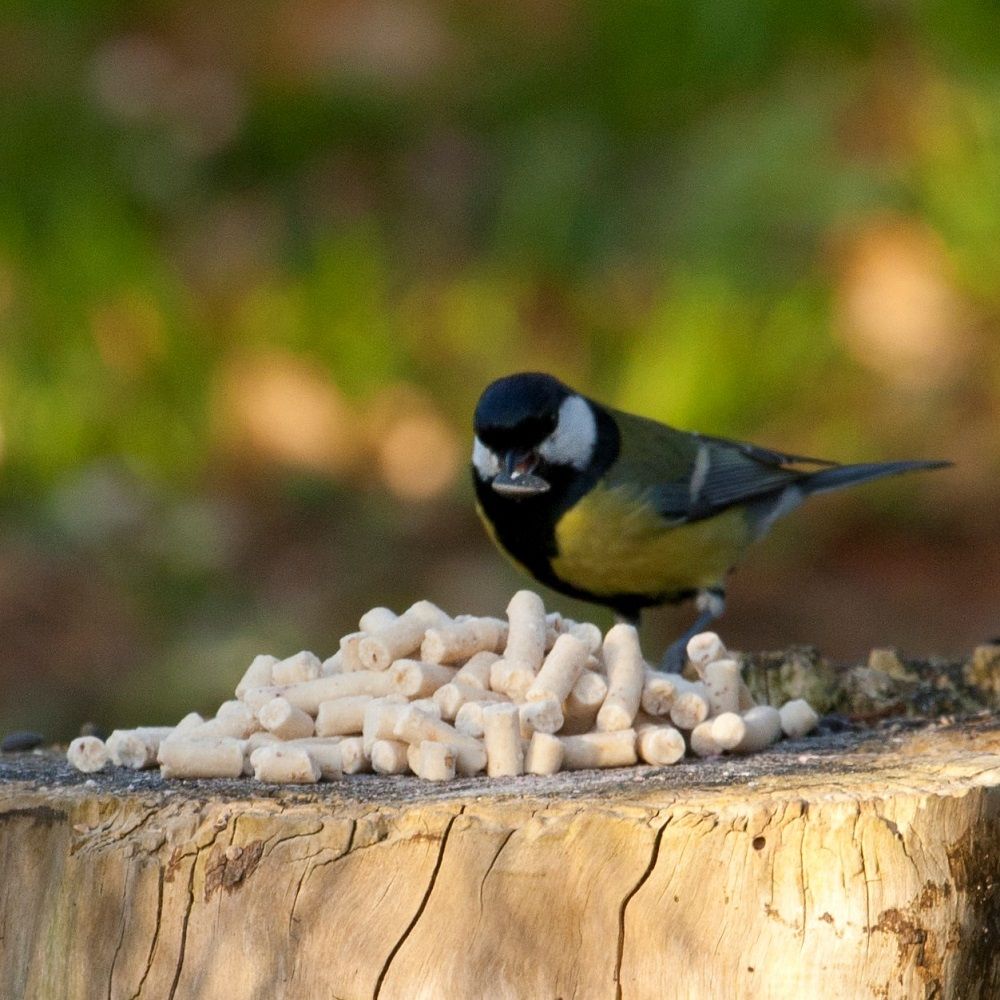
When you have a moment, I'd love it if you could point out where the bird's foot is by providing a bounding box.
[654,588,726,673]
[658,638,688,673]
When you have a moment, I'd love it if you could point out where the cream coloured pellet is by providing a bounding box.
[106,727,173,769]
[315,695,373,737]
[525,732,564,775]
[420,618,507,664]
[668,676,711,730]
[454,701,487,739]
[338,736,372,774]
[526,633,588,704]
[242,731,280,775]
[596,624,645,732]
[454,650,499,690]
[636,724,686,766]
[689,721,723,757]
[545,611,563,653]
[337,633,367,673]
[358,600,450,670]
[410,697,442,718]
[703,659,742,717]
[562,671,609,734]
[779,699,819,739]
[362,696,410,753]
[502,590,547,673]
[169,713,249,742]
[284,738,343,779]
[560,730,637,770]
[250,744,320,784]
[733,705,783,754]
[406,741,422,773]
[358,606,398,633]
[67,736,108,773]
[393,705,486,775]
[158,737,245,779]
[709,712,747,751]
[321,651,344,675]
[171,711,205,737]
[407,599,453,626]
[242,731,280,773]
[433,680,503,721]
[489,659,535,701]
[236,655,278,699]
[518,696,564,737]
[258,697,315,740]
[371,739,411,775]
[243,671,395,715]
[414,741,456,782]
[272,650,322,685]
[482,704,523,777]
[214,700,260,739]
[429,680,474,721]
[566,621,602,655]
[245,730,280,754]
[686,631,728,674]
[631,708,661,729]
[389,660,456,699]
[640,670,677,717]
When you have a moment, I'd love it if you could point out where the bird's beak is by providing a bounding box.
[491,450,551,497]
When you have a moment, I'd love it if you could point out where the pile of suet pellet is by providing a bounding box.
[67,591,819,783]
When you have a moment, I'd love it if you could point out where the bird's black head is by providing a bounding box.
[473,372,569,452]
[472,372,599,498]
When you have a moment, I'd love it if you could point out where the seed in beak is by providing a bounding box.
[493,450,550,496]
[491,472,551,497]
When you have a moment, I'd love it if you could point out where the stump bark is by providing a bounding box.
[1,719,998,1000]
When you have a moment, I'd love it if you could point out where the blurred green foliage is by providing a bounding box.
[1,0,998,736]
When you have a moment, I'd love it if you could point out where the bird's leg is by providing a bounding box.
[658,589,726,673]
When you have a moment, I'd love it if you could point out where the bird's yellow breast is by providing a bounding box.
[551,482,753,598]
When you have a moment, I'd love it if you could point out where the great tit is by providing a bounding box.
[471,371,950,668]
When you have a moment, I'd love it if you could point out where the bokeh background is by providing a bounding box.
[2,0,998,737]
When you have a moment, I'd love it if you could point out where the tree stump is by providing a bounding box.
[2,719,998,999]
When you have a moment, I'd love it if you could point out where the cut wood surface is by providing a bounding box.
[2,718,999,1000]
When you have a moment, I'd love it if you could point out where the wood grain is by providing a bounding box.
[1,720,998,999]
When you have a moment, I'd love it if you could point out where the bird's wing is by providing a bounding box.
[609,412,837,524]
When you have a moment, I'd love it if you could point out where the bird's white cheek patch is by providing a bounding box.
[472,437,501,480]
[538,395,597,470]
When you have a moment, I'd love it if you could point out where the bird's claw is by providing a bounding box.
[657,637,688,673]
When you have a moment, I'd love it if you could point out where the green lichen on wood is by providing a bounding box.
[738,645,1000,720]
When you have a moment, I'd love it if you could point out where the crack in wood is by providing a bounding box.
[288,862,311,938]
[372,808,464,1000]
[614,815,669,1000]
[166,819,229,999]
[477,828,515,914]
[166,851,197,1000]
[261,823,326,859]
[127,866,164,1000]
[106,863,132,1000]
[798,807,808,950]
[854,808,872,967]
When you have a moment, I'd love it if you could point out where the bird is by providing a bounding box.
[471,371,951,670]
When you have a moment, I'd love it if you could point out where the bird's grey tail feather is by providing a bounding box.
[802,459,951,497]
